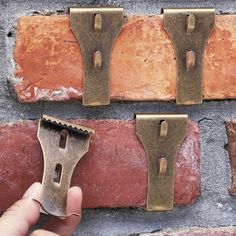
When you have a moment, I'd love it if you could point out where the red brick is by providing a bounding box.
[226,120,236,196]
[0,119,200,213]
[13,15,236,103]
[141,227,236,235]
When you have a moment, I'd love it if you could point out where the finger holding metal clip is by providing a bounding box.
[35,115,94,218]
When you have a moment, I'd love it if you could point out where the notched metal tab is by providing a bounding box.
[70,7,124,106]
[36,115,94,218]
[163,8,215,105]
[136,114,188,211]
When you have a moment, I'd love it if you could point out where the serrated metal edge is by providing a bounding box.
[41,115,94,134]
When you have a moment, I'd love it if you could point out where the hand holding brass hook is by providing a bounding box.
[36,115,94,218]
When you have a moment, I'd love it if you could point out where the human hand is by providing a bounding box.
[0,182,82,236]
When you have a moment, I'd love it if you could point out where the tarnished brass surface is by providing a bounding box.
[136,114,188,211]
[37,115,94,218]
[164,9,215,105]
[70,8,123,106]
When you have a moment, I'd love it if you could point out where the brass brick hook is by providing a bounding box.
[164,8,215,105]
[136,114,188,211]
[70,7,124,106]
[36,115,94,218]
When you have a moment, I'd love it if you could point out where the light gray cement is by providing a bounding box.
[1,0,236,235]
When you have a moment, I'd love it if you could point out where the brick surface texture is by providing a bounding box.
[0,119,200,213]
[139,227,236,236]
[13,15,236,103]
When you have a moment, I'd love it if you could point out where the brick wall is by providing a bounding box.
[12,15,236,103]
[1,1,236,236]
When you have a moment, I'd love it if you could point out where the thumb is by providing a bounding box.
[0,182,42,236]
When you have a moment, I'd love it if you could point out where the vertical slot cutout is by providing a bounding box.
[53,163,62,184]
[159,120,168,140]
[59,129,68,149]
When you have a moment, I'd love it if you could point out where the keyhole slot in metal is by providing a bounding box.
[53,163,62,184]
[59,129,68,149]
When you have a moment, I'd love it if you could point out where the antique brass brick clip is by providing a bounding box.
[36,115,94,218]
[70,7,124,106]
[136,114,188,211]
[164,8,215,105]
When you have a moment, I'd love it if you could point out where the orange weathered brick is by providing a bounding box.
[0,119,200,212]
[13,15,236,102]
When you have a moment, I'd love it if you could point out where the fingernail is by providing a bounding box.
[23,182,41,199]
